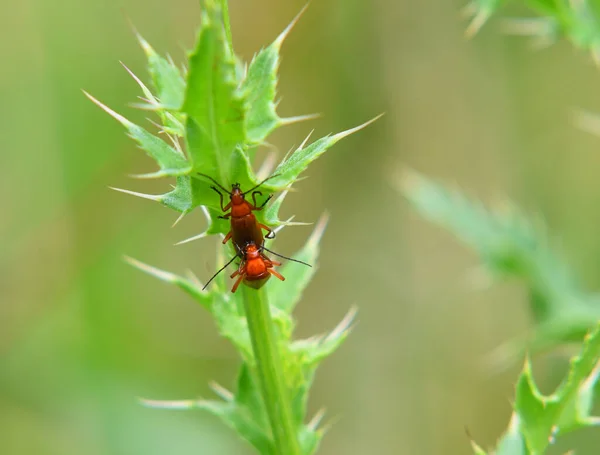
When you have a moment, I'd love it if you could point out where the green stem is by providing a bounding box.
[242,286,301,455]
[221,0,234,52]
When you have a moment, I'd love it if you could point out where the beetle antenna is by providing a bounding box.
[243,173,281,195]
[202,253,240,290]
[196,173,231,194]
[260,246,312,267]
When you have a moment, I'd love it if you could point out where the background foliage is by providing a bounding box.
[4,0,600,454]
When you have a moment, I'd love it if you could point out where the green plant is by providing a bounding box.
[391,2,600,452]
[86,1,376,454]
[399,171,600,454]
[465,0,600,61]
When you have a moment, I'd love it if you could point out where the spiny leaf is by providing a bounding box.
[125,251,254,360]
[284,307,355,448]
[482,322,600,454]
[467,0,600,62]
[183,1,245,182]
[266,115,383,191]
[84,91,190,177]
[141,396,275,454]
[463,0,505,37]
[124,256,211,309]
[160,176,195,212]
[160,175,217,213]
[398,170,584,322]
[111,176,208,214]
[493,415,527,455]
[400,171,600,364]
[469,439,488,455]
[299,307,356,366]
[262,190,290,227]
[135,30,186,109]
[241,5,309,145]
[298,425,323,455]
[270,214,328,313]
[121,61,186,137]
[235,364,270,431]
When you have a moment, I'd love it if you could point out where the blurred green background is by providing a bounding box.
[4,0,600,453]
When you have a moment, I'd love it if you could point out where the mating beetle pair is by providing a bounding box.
[197,173,310,293]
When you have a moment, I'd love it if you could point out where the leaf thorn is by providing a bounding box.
[280,112,321,126]
[274,2,311,48]
[109,186,162,202]
[84,90,133,128]
[172,211,187,227]
[138,397,199,410]
[332,113,384,142]
[175,231,208,246]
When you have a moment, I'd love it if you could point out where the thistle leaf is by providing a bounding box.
[399,170,600,359]
[479,323,600,454]
[465,0,600,62]
[183,1,245,182]
[135,31,186,110]
[235,364,269,431]
[267,115,383,191]
[399,170,584,322]
[270,214,328,313]
[463,0,505,37]
[192,399,275,454]
[241,5,308,145]
[492,415,527,455]
[124,256,211,309]
[94,4,374,452]
[85,92,190,177]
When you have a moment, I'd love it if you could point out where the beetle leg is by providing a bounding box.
[258,223,275,239]
[210,186,231,212]
[231,273,245,293]
[267,268,285,281]
[252,192,272,210]
[222,231,232,245]
[251,191,262,207]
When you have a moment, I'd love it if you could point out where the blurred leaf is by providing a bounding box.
[235,364,269,431]
[205,364,275,454]
[399,170,585,321]
[212,292,254,362]
[399,171,600,363]
[493,415,527,455]
[198,400,275,454]
[463,0,505,37]
[467,0,600,61]
[298,424,323,455]
[288,308,355,426]
[477,323,600,453]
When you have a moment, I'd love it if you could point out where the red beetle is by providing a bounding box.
[202,242,311,293]
[230,242,284,293]
[197,173,277,249]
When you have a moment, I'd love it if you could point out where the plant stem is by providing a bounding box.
[242,286,301,455]
[220,0,234,52]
